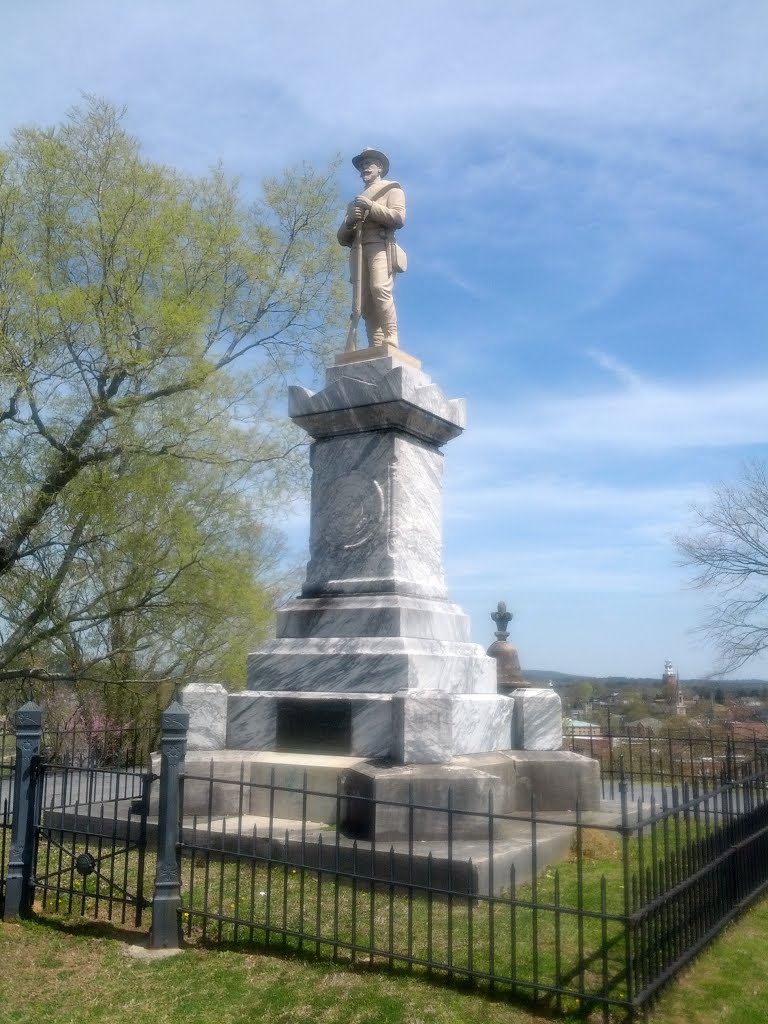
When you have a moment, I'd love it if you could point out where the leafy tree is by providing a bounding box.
[0,98,344,711]
[567,681,595,709]
[622,696,651,721]
[677,461,768,675]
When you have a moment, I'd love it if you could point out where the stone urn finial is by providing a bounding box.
[486,599,524,692]
[491,601,513,640]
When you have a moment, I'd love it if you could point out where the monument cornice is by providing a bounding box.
[288,356,465,447]
[290,398,463,446]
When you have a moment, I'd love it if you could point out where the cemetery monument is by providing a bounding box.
[180,149,599,839]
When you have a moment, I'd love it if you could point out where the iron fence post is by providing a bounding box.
[149,699,188,948]
[619,772,635,1009]
[4,702,43,920]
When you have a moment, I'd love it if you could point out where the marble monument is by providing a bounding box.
[179,148,600,837]
[240,354,514,763]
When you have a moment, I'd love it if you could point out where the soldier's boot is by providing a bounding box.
[365,320,385,348]
[380,319,399,348]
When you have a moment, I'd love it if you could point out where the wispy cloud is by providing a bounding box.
[463,365,768,454]
[419,259,487,299]
[446,477,707,519]
[585,350,647,390]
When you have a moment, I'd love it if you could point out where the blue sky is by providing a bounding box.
[3,1,767,678]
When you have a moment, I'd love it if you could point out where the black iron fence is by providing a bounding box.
[173,747,768,1019]
[565,716,768,802]
[41,717,160,770]
[1,703,158,925]
[625,758,768,1009]
[176,763,627,1016]
[33,759,154,926]
[0,719,14,908]
[5,702,768,1020]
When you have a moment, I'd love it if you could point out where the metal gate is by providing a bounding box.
[0,721,13,909]
[33,759,154,926]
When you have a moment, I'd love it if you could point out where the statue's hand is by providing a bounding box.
[353,195,372,218]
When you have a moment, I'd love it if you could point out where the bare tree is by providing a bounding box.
[676,460,768,674]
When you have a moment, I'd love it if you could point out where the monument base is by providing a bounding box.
[511,687,563,750]
[225,688,514,762]
[344,751,601,841]
[334,343,421,369]
[162,747,602,844]
[246,636,497,695]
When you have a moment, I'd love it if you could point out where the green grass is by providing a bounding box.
[16,831,623,1015]
[0,915,577,1024]
[4,799,762,1020]
[176,831,627,1017]
[14,817,735,1018]
[3,896,768,1024]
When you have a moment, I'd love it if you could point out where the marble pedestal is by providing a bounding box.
[225,687,514,762]
[168,351,583,858]
[180,683,228,750]
[344,750,602,842]
[511,688,563,750]
[246,355,505,763]
[158,745,602,845]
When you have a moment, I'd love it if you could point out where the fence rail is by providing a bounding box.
[0,719,14,908]
[5,705,768,1020]
[176,770,628,1016]
[566,717,768,802]
[174,748,768,1018]
[625,759,768,1008]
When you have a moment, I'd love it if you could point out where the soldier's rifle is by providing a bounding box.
[345,211,368,353]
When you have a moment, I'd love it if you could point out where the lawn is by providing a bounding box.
[2,895,768,1024]
[3,802,756,1021]
[174,825,628,1017]
[3,750,766,1022]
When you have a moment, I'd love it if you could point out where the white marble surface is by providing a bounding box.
[241,354,502,767]
[302,431,446,600]
[227,688,513,763]
[176,749,366,819]
[227,691,278,749]
[347,761,506,840]
[451,694,515,755]
[510,688,563,751]
[180,683,228,750]
[227,690,393,758]
[247,636,497,694]
[289,357,465,445]
[393,690,453,764]
[350,696,393,758]
[276,593,471,642]
[393,692,515,764]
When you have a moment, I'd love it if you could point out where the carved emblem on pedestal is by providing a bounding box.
[321,472,384,550]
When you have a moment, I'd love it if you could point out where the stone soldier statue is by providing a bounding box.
[337,148,406,349]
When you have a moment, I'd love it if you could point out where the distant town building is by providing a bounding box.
[662,659,687,717]
[568,719,601,736]
[662,660,678,700]
[626,716,664,736]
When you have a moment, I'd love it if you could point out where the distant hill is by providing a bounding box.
[524,669,768,688]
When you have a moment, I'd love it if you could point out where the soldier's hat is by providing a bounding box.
[352,148,390,177]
